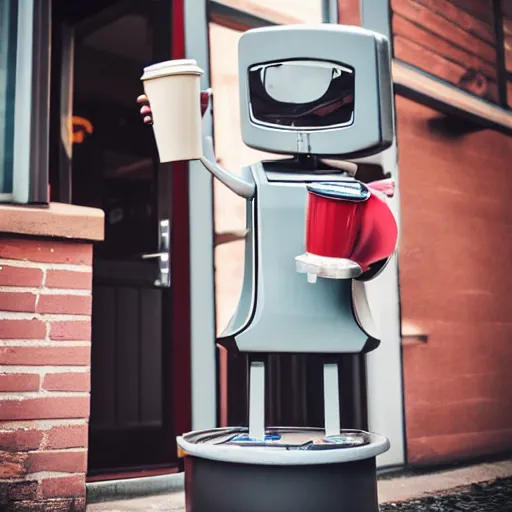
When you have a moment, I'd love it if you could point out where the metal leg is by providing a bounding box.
[323,362,341,437]
[248,359,265,440]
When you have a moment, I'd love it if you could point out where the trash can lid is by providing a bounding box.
[177,427,389,466]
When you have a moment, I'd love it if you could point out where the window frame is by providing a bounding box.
[0,0,50,204]
[0,0,18,201]
[208,0,337,31]
[389,0,512,136]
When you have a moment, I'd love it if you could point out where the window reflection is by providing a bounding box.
[0,0,18,196]
[213,0,323,24]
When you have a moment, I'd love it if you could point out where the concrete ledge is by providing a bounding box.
[86,472,185,504]
[0,202,104,241]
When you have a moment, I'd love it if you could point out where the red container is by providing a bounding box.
[350,192,398,270]
[304,180,397,273]
[306,194,363,258]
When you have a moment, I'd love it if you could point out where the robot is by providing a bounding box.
[158,23,398,512]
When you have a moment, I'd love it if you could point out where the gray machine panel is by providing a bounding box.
[219,162,370,354]
[238,25,393,159]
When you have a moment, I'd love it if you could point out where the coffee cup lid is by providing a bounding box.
[141,59,203,80]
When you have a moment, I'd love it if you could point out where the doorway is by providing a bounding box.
[51,0,185,476]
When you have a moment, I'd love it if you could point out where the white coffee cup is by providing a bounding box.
[141,59,204,163]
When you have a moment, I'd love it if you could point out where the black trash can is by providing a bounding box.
[178,427,389,512]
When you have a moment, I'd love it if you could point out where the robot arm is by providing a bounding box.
[200,136,255,200]
[199,89,256,199]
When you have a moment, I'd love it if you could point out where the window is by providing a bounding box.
[0,0,18,197]
[502,0,512,108]
[212,0,324,25]
[207,1,335,333]
[391,0,512,108]
[0,0,50,204]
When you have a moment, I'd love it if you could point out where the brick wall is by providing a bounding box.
[397,96,512,465]
[0,237,93,511]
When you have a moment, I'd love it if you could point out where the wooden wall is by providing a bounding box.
[391,0,500,103]
[397,95,512,465]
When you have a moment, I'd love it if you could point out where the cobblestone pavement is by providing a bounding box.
[380,477,512,511]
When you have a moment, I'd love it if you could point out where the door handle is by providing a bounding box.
[142,219,170,287]
[142,252,169,261]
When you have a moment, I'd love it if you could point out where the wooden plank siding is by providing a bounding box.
[451,0,494,24]
[391,0,500,102]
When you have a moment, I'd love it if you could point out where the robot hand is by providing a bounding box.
[136,89,213,125]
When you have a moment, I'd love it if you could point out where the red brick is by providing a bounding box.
[0,292,37,313]
[37,295,92,316]
[49,322,91,341]
[0,429,43,451]
[0,265,43,287]
[0,319,46,339]
[45,270,92,290]
[0,450,29,478]
[0,346,90,366]
[0,373,40,392]
[41,474,85,499]
[407,430,512,467]
[42,372,90,392]
[28,450,87,473]
[0,480,39,503]
[0,396,90,421]
[45,424,88,450]
[0,239,92,265]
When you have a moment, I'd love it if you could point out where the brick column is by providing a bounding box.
[0,203,103,512]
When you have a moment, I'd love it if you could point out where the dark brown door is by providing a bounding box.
[52,0,186,476]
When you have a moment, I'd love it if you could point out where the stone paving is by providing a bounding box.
[87,459,512,512]
[380,478,512,511]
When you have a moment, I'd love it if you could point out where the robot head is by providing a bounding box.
[238,24,393,159]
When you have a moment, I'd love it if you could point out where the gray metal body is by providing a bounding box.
[215,23,393,354]
[220,161,376,354]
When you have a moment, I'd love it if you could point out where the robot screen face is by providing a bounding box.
[248,60,355,130]
[238,25,394,159]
